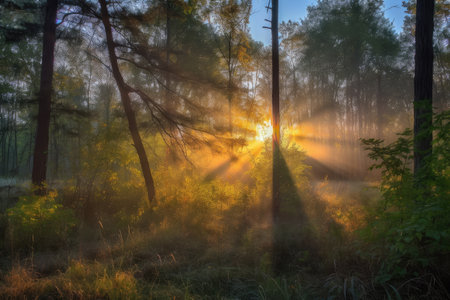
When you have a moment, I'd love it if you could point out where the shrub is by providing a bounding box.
[63,122,152,228]
[361,110,450,283]
[6,190,78,251]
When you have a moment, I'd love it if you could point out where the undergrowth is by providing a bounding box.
[0,113,448,299]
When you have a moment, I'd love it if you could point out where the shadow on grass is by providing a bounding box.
[272,147,329,274]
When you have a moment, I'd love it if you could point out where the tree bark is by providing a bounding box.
[227,39,233,138]
[414,0,434,180]
[32,0,58,194]
[99,0,155,204]
[271,0,282,273]
[271,0,280,224]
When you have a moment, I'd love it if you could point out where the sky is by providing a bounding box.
[249,0,408,45]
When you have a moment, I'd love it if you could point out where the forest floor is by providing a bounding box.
[0,176,390,299]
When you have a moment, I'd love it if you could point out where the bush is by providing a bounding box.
[63,121,152,229]
[6,190,78,251]
[361,110,450,283]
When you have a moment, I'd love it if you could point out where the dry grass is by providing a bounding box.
[0,260,139,299]
[0,265,53,299]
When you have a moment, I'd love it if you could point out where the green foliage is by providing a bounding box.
[6,190,78,251]
[0,0,43,43]
[361,110,450,283]
[363,128,414,207]
[63,120,150,230]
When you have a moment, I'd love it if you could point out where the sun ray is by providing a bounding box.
[255,120,273,142]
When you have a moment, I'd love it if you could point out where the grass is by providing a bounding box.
[0,261,139,299]
[0,176,447,299]
[1,223,448,299]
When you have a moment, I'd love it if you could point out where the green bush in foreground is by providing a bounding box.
[361,110,450,284]
[6,190,78,251]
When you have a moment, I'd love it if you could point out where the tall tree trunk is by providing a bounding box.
[52,124,59,179]
[272,0,280,223]
[32,0,58,194]
[0,112,4,176]
[13,104,18,175]
[271,0,281,273]
[28,124,33,170]
[227,40,233,138]
[414,0,434,180]
[99,0,155,204]
[6,118,11,175]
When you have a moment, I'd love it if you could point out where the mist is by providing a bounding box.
[0,0,449,298]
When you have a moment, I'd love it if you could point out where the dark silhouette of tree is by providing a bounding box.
[32,0,58,194]
[413,0,435,181]
[270,0,281,273]
[271,0,280,220]
[98,0,155,204]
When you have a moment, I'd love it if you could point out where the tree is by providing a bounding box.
[271,0,280,219]
[299,0,401,177]
[0,0,42,43]
[413,0,435,181]
[32,0,58,194]
[270,0,282,273]
[1,1,44,179]
[88,0,224,204]
[213,0,252,137]
[1,0,94,182]
[98,0,156,204]
[279,21,303,126]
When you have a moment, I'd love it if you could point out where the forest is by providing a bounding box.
[0,0,448,298]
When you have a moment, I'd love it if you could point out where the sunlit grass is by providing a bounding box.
[0,112,400,299]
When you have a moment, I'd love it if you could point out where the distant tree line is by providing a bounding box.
[0,0,448,190]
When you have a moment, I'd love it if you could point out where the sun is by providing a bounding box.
[255,119,273,142]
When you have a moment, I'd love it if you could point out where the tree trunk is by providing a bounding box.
[227,43,233,138]
[99,0,155,204]
[31,0,58,194]
[13,102,18,175]
[271,0,280,223]
[414,0,434,180]
[271,0,282,273]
